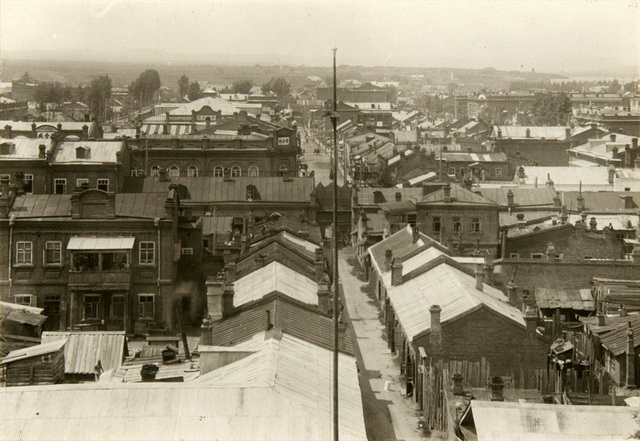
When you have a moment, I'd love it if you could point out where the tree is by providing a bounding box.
[624,80,638,94]
[371,156,396,187]
[19,71,34,84]
[606,79,621,94]
[85,75,112,123]
[187,81,203,101]
[34,81,73,111]
[129,69,161,108]
[261,77,290,97]
[233,80,253,94]
[531,93,571,126]
[177,74,189,100]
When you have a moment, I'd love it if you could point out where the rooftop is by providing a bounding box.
[419,184,498,206]
[0,137,52,160]
[52,140,124,164]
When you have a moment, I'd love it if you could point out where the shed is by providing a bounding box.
[0,339,66,386]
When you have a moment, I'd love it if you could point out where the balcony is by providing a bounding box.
[69,269,132,290]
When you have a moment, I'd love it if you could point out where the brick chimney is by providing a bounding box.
[524,305,538,338]
[315,248,325,282]
[610,134,617,142]
[30,122,37,137]
[225,260,236,283]
[384,249,393,271]
[475,265,484,291]
[525,128,531,138]
[3,124,12,138]
[589,217,598,232]
[317,282,330,315]
[223,284,235,316]
[507,282,518,306]
[506,190,515,207]
[608,165,616,184]
[627,324,636,389]
[483,255,494,286]
[412,227,420,244]
[490,376,505,401]
[391,258,403,286]
[625,145,633,168]
[553,194,561,208]
[38,143,47,159]
[430,305,442,350]
[442,183,452,203]
[565,127,571,139]
[206,275,225,321]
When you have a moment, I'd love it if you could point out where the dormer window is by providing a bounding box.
[0,142,15,155]
[76,146,90,159]
[373,191,385,203]
[246,185,259,201]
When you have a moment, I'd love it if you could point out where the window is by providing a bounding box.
[15,294,34,306]
[16,241,33,265]
[102,252,129,270]
[138,294,155,318]
[246,185,257,200]
[471,218,481,233]
[75,147,90,159]
[248,166,259,177]
[139,241,155,265]
[45,241,62,264]
[0,173,10,181]
[231,166,241,177]
[168,165,180,177]
[277,137,290,146]
[510,253,520,259]
[495,167,503,178]
[131,169,138,177]
[279,165,288,176]
[181,248,193,255]
[452,217,462,233]
[213,166,224,177]
[111,295,125,319]
[449,166,456,175]
[24,174,33,193]
[530,253,544,260]
[54,178,66,194]
[150,166,160,177]
[432,216,441,232]
[97,178,109,191]
[76,178,89,188]
[83,294,100,320]
[187,166,198,177]
[584,256,593,260]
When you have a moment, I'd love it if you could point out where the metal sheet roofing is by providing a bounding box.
[387,259,521,342]
[534,287,594,310]
[499,211,559,228]
[568,213,638,230]
[407,171,437,185]
[52,141,123,164]
[494,126,569,140]
[440,152,508,162]
[201,215,234,236]
[561,191,640,213]
[233,261,318,307]
[513,166,612,191]
[0,301,47,327]
[356,187,424,205]
[67,237,135,250]
[41,331,126,374]
[598,317,640,356]
[420,184,497,205]
[469,400,640,441]
[0,339,66,365]
[0,137,52,160]
[477,187,557,207]
[0,120,95,132]
[368,225,432,276]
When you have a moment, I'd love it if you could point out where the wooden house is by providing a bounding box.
[0,339,66,386]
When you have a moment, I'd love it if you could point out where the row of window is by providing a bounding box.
[14,241,155,266]
[145,164,290,178]
[449,166,503,178]
[432,217,481,233]
[52,178,109,194]
[0,174,33,193]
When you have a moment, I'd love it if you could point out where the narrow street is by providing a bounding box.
[302,136,423,440]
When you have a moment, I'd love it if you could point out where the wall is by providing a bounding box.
[494,139,570,166]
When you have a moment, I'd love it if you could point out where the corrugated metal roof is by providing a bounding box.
[534,287,594,310]
[41,331,126,374]
[0,339,66,365]
[470,400,640,441]
[599,317,640,356]
[67,237,135,250]
[233,261,318,308]
[387,260,521,342]
[52,141,124,164]
[0,137,52,160]
[0,335,365,441]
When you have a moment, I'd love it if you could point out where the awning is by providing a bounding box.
[67,237,136,250]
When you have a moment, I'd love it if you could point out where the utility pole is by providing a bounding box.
[331,46,340,441]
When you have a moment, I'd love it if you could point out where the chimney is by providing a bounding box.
[38,143,47,159]
[608,165,615,184]
[517,166,525,179]
[525,128,531,138]
[158,168,169,182]
[546,173,554,189]
[391,258,403,286]
[265,310,273,331]
[610,134,617,142]
[490,376,505,401]
[524,305,538,337]
[442,183,452,203]
[225,260,236,283]
[576,193,585,212]
[30,122,37,137]
[506,190,515,207]
[560,206,568,225]
[81,124,89,140]
[3,124,12,138]
[475,265,484,291]
[13,172,25,196]
[384,249,393,271]
[395,192,402,202]
[205,275,225,321]
[497,128,502,138]
[625,145,632,168]
[412,227,420,244]
[553,194,561,208]
[628,324,636,389]
[223,284,234,316]
[452,373,464,395]
[589,217,598,232]
[140,364,159,382]
[507,282,518,306]
[597,309,606,326]
[545,242,556,261]
[516,213,526,229]
[315,248,325,282]
[483,256,494,286]
[565,127,571,139]
[317,282,330,315]
[632,138,638,149]
[135,124,141,138]
[430,305,442,350]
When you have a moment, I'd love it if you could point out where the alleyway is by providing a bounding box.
[338,247,424,441]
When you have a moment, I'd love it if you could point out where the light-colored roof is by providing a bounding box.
[478,187,557,207]
[469,400,640,441]
[387,259,520,342]
[568,214,639,230]
[494,125,569,140]
[420,184,498,205]
[52,141,123,164]
[200,215,234,236]
[440,152,508,163]
[0,339,66,365]
[41,331,126,374]
[534,287,594,310]
[0,121,93,132]
[0,137,52,160]
[356,187,424,205]
[233,261,318,307]
[0,301,46,327]
[67,237,136,250]
[406,171,437,186]
[513,166,613,191]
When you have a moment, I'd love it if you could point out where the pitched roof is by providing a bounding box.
[494,126,569,140]
[513,166,612,191]
[144,97,241,121]
[0,137,52,160]
[598,317,640,356]
[126,177,314,203]
[52,140,124,164]
[419,184,498,205]
[250,213,322,244]
[534,287,594,310]
[0,339,66,365]
[477,187,558,207]
[41,331,127,374]
[237,240,318,281]
[233,261,319,308]
[355,187,424,205]
[0,301,47,327]
[561,191,640,213]
[439,152,508,163]
[209,296,352,355]
[250,230,320,257]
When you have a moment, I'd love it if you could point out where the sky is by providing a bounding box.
[1,0,638,72]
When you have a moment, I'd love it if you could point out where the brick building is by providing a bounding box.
[0,120,101,139]
[438,151,511,181]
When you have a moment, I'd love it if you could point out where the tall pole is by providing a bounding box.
[331,46,340,441]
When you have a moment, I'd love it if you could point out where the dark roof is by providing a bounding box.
[237,239,319,281]
[534,287,595,311]
[419,184,497,206]
[599,317,640,356]
[478,187,557,207]
[0,302,47,327]
[561,191,640,213]
[9,193,169,219]
[379,200,416,212]
[355,187,424,205]
[210,295,353,355]
[250,213,322,245]
[315,183,352,211]
[123,177,314,204]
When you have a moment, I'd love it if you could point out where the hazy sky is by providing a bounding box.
[1,1,638,71]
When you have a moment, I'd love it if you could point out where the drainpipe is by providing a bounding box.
[154,217,161,290]
[8,215,15,297]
